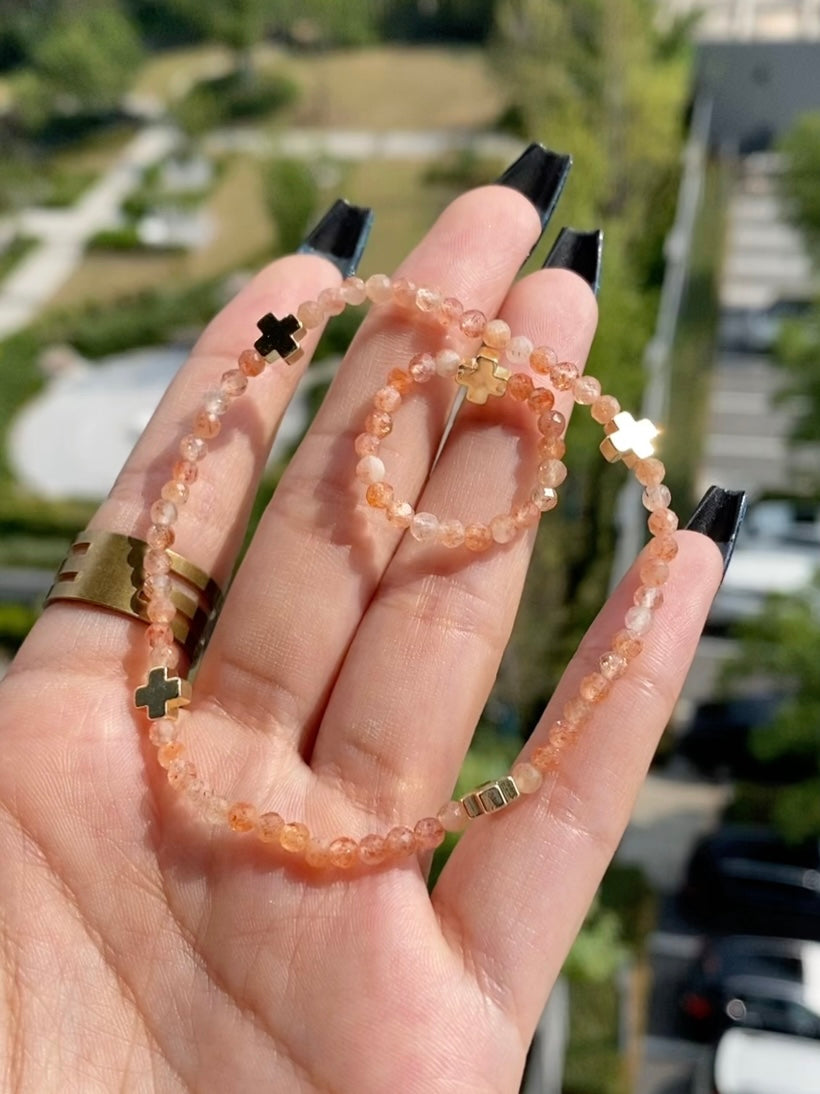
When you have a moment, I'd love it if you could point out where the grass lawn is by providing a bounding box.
[131,44,235,103]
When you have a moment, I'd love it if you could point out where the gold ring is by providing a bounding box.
[45,530,223,662]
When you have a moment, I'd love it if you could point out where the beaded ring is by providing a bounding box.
[133,273,679,871]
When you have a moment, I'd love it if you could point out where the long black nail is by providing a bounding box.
[684,486,748,574]
[297,198,374,277]
[543,227,603,296]
[495,143,572,229]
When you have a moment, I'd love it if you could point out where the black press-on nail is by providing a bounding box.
[495,143,572,230]
[297,198,374,277]
[684,485,748,574]
[542,227,603,296]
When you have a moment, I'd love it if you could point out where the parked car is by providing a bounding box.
[676,693,805,782]
[692,1027,820,1094]
[718,299,812,354]
[708,540,820,630]
[682,826,820,939]
[679,934,820,1040]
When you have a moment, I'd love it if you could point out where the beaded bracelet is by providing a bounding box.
[133,273,678,870]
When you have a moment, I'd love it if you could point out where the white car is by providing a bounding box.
[693,1027,820,1093]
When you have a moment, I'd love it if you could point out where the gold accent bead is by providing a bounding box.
[456,346,511,404]
[135,666,192,721]
[460,776,521,818]
[599,411,659,468]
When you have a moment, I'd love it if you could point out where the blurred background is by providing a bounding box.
[1,1,819,1091]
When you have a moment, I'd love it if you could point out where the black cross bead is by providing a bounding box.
[134,666,191,721]
[254,312,304,362]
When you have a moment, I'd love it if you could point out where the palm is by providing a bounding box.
[0,185,721,1092]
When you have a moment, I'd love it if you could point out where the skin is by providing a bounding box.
[0,185,723,1092]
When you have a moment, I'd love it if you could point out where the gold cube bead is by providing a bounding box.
[460,776,521,818]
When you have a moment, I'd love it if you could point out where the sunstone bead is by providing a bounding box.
[624,605,653,637]
[228,802,257,833]
[506,334,533,365]
[599,651,628,680]
[410,512,439,542]
[355,455,386,484]
[279,822,309,854]
[634,584,665,609]
[438,297,463,327]
[340,276,366,305]
[530,345,557,375]
[483,318,511,349]
[435,348,461,377]
[387,500,414,528]
[415,286,442,312]
[364,410,392,438]
[490,514,517,544]
[464,523,493,552]
[305,839,331,868]
[512,761,543,793]
[531,485,558,512]
[365,273,392,303]
[437,801,468,832]
[648,507,679,535]
[639,559,669,588]
[414,817,445,850]
[358,834,388,865]
[329,836,358,868]
[318,286,345,316]
[385,826,416,857]
[257,812,284,843]
[238,348,265,377]
[528,388,555,414]
[642,485,672,512]
[392,277,417,308]
[297,300,324,328]
[439,518,465,548]
[408,352,435,383]
[373,386,401,412]
[573,375,601,405]
[460,309,486,338]
[590,395,621,424]
[549,361,579,390]
[507,373,534,401]
[366,482,393,509]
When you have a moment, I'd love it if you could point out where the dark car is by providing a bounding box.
[680,934,820,1041]
[682,826,820,939]
[676,694,805,783]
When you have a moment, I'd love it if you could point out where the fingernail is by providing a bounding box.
[495,143,572,230]
[684,485,748,575]
[297,198,374,277]
[542,228,603,296]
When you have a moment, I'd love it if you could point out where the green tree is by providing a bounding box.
[780,111,820,255]
[165,0,268,81]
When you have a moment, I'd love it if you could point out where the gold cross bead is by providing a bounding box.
[134,666,192,721]
[456,347,511,405]
[599,411,659,468]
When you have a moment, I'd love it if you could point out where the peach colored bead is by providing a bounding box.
[202,389,229,416]
[167,758,196,789]
[174,458,199,483]
[635,584,665,610]
[358,834,388,865]
[329,836,358,868]
[529,388,555,414]
[392,277,417,307]
[373,386,401,412]
[537,435,566,460]
[387,500,414,528]
[150,499,177,526]
[366,482,393,509]
[634,457,666,487]
[147,524,174,550]
[507,372,534,401]
[408,352,435,383]
[179,435,207,462]
[550,361,579,390]
[564,696,592,725]
[147,597,176,624]
[161,480,189,506]
[203,794,229,825]
[354,432,380,457]
[590,395,621,424]
[150,644,179,671]
[537,459,567,488]
[639,559,670,587]
[143,573,171,599]
[297,299,324,328]
[624,605,653,637]
[506,335,533,365]
[531,743,560,771]
[599,651,628,680]
[573,375,601,405]
[157,741,184,769]
[410,512,439,542]
[221,368,248,398]
[144,548,171,575]
[647,534,678,561]
[538,409,566,437]
[642,485,672,512]
[579,672,610,704]
[530,345,558,375]
[438,297,463,326]
[239,348,265,377]
[438,800,468,833]
[435,347,462,377]
[484,318,511,349]
[279,822,309,854]
[414,817,445,850]
[305,839,331,868]
[648,507,679,536]
[613,630,643,661]
[388,368,413,394]
[490,514,517,544]
[148,718,178,746]
[385,826,417,857]
[318,286,344,316]
[365,410,392,438]
[459,309,486,338]
[464,523,493,552]
[146,622,174,648]
[531,485,558,512]
[355,455,386,484]
[366,273,392,303]
[228,802,257,833]
[340,276,366,305]
[439,518,465,548]
[415,286,442,312]
[183,779,209,807]
[194,410,221,440]
[512,761,543,794]
[513,500,541,527]
[257,812,284,843]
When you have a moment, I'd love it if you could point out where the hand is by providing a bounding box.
[0,178,723,1092]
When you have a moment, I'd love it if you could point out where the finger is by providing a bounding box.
[432,531,723,1034]
[310,264,598,811]
[15,202,371,678]
[196,171,562,747]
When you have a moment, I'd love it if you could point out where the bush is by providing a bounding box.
[88,225,142,251]
[266,158,318,254]
[173,70,299,135]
